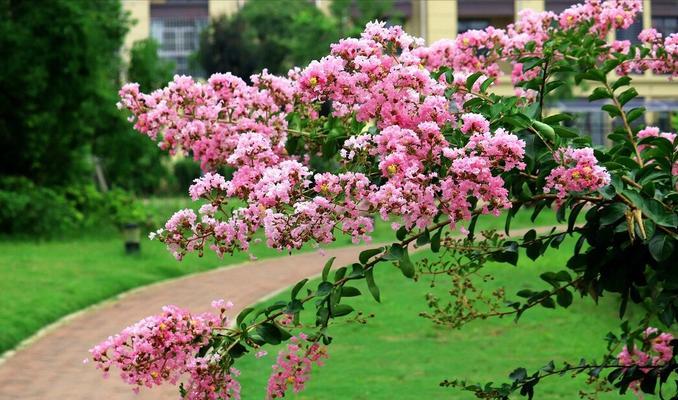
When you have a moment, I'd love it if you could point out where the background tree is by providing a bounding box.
[0,0,128,186]
[94,39,175,195]
[197,0,397,80]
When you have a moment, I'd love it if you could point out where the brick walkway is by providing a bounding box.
[0,245,371,400]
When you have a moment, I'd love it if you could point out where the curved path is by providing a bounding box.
[0,245,371,399]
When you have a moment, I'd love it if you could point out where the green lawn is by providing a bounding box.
[0,201,561,356]
[234,239,646,399]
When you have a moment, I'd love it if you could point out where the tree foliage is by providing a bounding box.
[198,0,398,80]
[0,0,128,186]
[94,39,175,195]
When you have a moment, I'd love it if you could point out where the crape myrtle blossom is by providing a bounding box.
[90,300,240,399]
[544,147,611,205]
[125,5,643,258]
[617,327,675,396]
[266,333,328,400]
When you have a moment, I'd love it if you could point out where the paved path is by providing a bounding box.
[0,245,371,399]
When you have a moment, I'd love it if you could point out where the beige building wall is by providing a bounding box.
[121,0,151,55]
[209,0,243,18]
[515,0,544,16]
[425,0,457,42]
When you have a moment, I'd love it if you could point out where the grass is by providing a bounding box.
[0,201,562,356]
[234,239,646,399]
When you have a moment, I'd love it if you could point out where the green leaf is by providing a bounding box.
[317,281,333,297]
[553,125,579,138]
[396,226,408,241]
[509,367,528,381]
[383,243,405,261]
[431,228,442,253]
[601,104,621,117]
[236,307,255,326]
[648,233,674,262]
[398,250,415,278]
[588,87,611,102]
[285,299,303,314]
[416,229,431,247]
[322,257,335,281]
[523,229,537,242]
[556,289,573,308]
[359,247,383,265]
[625,107,645,123]
[341,286,361,297]
[331,304,354,317]
[466,72,483,91]
[522,57,543,71]
[617,87,638,106]
[492,241,519,266]
[480,77,495,93]
[568,202,586,232]
[543,113,573,124]
[256,323,282,345]
[291,279,309,300]
[334,266,347,282]
[578,69,606,83]
[365,268,380,302]
[611,76,631,91]
[526,241,541,261]
[599,203,628,226]
[541,297,556,309]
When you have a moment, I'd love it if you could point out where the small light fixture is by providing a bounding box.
[123,223,141,254]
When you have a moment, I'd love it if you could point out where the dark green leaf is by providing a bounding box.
[618,87,638,106]
[416,229,431,247]
[256,323,282,345]
[322,257,335,281]
[588,87,611,101]
[331,304,354,317]
[291,278,309,300]
[431,228,442,253]
[341,286,361,297]
[236,307,255,326]
[466,72,483,91]
[648,233,674,262]
[365,268,380,302]
[556,289,573,308]
[359,248,383,265]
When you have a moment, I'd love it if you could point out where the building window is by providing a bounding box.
[566,111,608,146]
[149,0,208,77]
[544,1,578,14]
[616,13,643,43]
[458,19,490,34]
[457,0,513,33]
[652,16,678,38]
[151,17,207,76]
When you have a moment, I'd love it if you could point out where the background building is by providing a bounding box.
[122,0,677,141]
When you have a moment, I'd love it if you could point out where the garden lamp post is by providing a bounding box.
[123,223,141,254]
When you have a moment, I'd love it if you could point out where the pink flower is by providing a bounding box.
[266,334,328,400]
[460,113,490,134]
[544,148,610,205]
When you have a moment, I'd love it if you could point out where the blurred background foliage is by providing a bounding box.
[197,0,402,79]
[0,0,397,238]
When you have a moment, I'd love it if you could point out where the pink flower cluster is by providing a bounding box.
[89,300,239,399]
[121,0,670,260]
[544,147,611,205]
[266,333,328,399]
[637,126,677,145]
[617,327,675,397]
[118,70,293,171]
